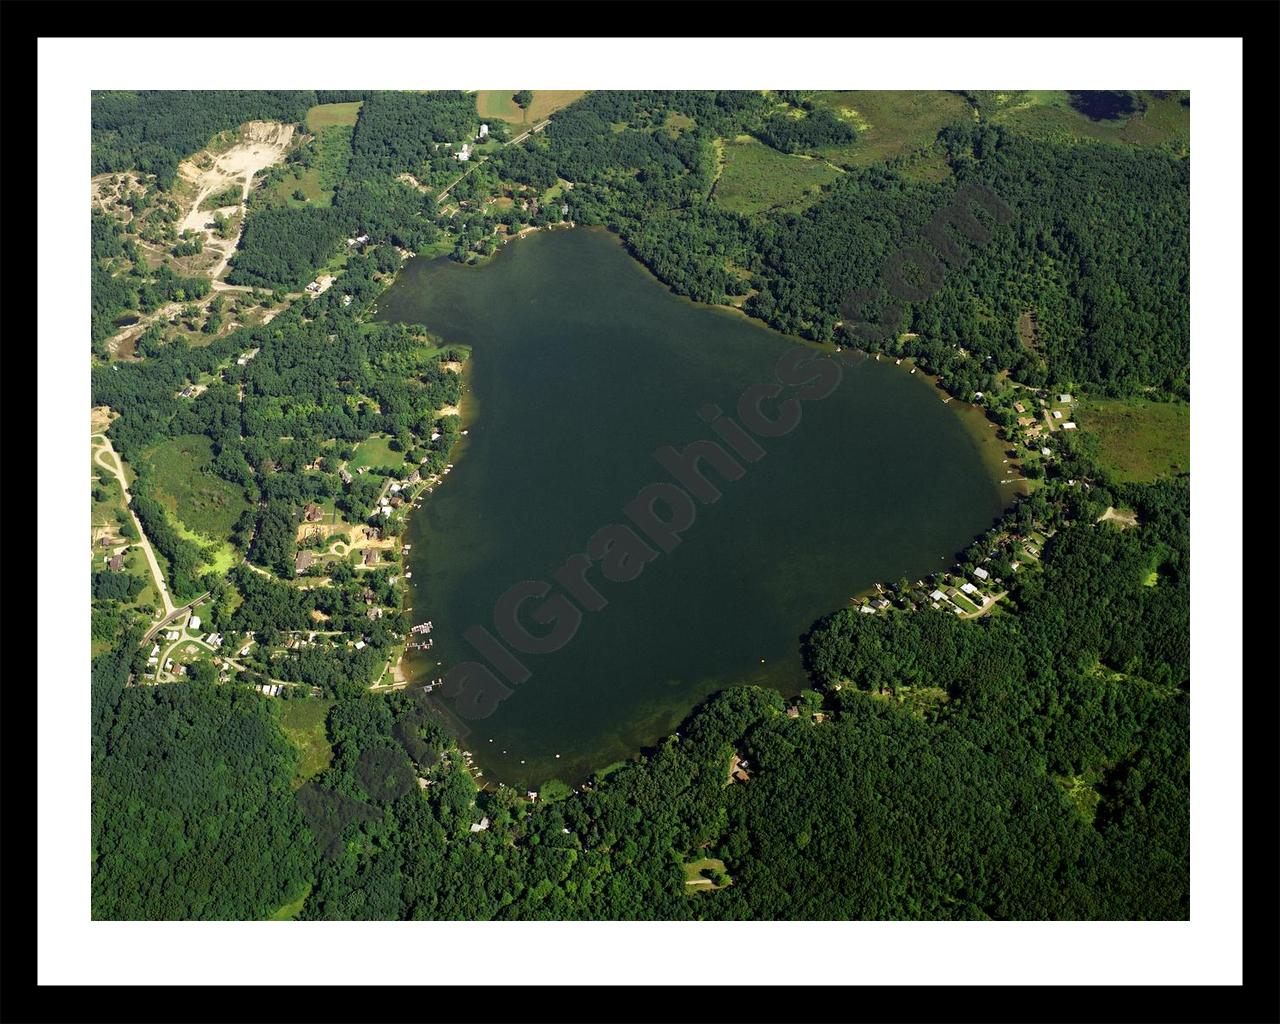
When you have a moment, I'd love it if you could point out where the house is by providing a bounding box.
[1041,447,1052,457]
[786,706,801,719]
[150,644,161,657]
[342,294,353,307]
[339,468,353,484]
[973,566,990,580]
[960,582,979,596]
[406,469,421,484]
[306,281,321,293]
[873,598,891,610]
[1052,410,1063,419]
[295,551,315,574]
[1013,402,1026,414]
[108,552,124,571]
[478,123,489,139]
[380,505,391,517]
[1062,421,1077,430]
[304,503,324,522]
[859,604,876,614]
[1058,394,1073,404]
[166,630,180,641]
[363,549,379,566]
[354,640,366,650]
[188,616,201,631]
[560,203,569,216]
[526,791,538,802]
[390,495,404,507]
[164,658,174,671]
[469,817,491,833]
[930,589,948,602]
[729,754,751,783]
[455,143,471,162]
[388,483,401,494]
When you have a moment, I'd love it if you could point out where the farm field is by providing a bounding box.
[713,137,840,216]
[140,434,250,545]
[305,101,362,131]
[474,90,588,124]
[1076,397,1190,483]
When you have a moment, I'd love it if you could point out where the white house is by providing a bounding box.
[1052,410,1063,419]
[188,615,201,631]
[930,589,948,602]
[469,817,491,833]
[478,123,489,139]
[1058,394,1073,403]
[1062,421,1077,430]
[960,582,979,595]
[859,604,876,614]
[455,143,471,162]
[973,566,990,580]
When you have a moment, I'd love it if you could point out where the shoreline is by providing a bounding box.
[376,227,1029,790]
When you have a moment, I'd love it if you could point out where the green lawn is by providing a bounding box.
[140,434,250,547]
[808,90,974,170]
[306,101,363,131]
[278,699,335,784]
[346,434,409,474]
[949,591,981,614]
[683,857,732,891]
[713,138,841,216]
[1076,397,1190,483]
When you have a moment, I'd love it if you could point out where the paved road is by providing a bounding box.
[93,436,175,617]
[143,593,210,645]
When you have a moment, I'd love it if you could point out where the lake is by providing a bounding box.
[377,227,1010,789]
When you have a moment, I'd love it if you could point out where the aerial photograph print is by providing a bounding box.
[87,83,1193,925]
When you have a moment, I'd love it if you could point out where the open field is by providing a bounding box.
[306,101,363,131]
[683,857,732,891]
[809,90,973,170]
[279,699,335,784]
[140,434,249,544]
[266,125,353,208]
[269,883,312,921]
[475,90,588,124]
[346,433,409,474]
[1076,397,1190,483]
[985,91,1190,155]
[713,138,840,216]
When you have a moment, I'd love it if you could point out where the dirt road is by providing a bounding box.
[92,435,175,617]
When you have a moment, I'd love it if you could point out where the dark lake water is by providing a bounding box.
[376,227,1009,788]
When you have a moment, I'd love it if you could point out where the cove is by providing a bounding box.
[377,228,1009,789]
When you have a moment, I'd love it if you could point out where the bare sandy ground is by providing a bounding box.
[176,121,295,280]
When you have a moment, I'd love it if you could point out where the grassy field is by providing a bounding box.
[269,883,312,921]
[306,101,363,131]
[713,138,841,216]
[808,90,973,169]
[267,126,353,209]
[683,857,732,891]
[1076,397,1190,483]
[475,90,588,124]
[279,699,335,784]
[346,433,409,474]
[986,91,1190,155]
[140,434,250,545]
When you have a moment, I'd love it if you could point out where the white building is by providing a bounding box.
[960,582,979,595]
[455,143,471,162]
[1062,421,1077,430]
[973,566,990,580]
[1058,394,1073,403]
[188,616,201,631]
[478,123,489,138]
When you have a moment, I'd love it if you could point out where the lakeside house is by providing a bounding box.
[930,589,948,603]
[973,566,990,580]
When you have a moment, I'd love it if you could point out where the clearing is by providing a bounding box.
[175,121,296,281]
[278,699,336,785]
[984,90,1190,156]
[808,90,973,174]
[305,101,362,131]
[1076,397,1190,483]
[475,90,588,124]
[683,857,732,891]
[139,434,250,547]
[713,137,840,216]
